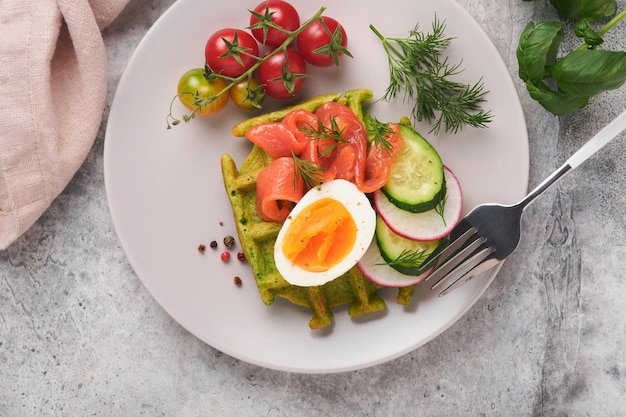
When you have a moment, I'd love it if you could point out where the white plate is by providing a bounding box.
[104,0,528,373]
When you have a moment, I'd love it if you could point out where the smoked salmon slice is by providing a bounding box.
[245,122,308,159]
[255,157,305,222]
[315,102,368,191]
[247,102,403,221]
[361,123,403,193]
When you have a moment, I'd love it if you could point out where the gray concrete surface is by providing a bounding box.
[2,0,626,415]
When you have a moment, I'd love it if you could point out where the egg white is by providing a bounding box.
[274,179,376,287]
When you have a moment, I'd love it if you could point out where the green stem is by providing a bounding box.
[578,7,626,50]
[600,7,626,35]
[369,24,404,60]
[369,24,385,41]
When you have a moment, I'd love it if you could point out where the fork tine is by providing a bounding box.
[415,225,478,273]
[430,245,495,290]
[425,233,486,284]
[438,257,501,296]
[434,226,478,265]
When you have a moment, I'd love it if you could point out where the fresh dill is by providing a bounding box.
[298,116,347,157]
[370,17,492,134]
[299,117,346,142]
[363,112,394,155]
[435,192,448,226]
[383,248,430,269]
[292,151,324,190]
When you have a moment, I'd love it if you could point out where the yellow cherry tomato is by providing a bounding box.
[229,78,266,111]
[177,68,229,116]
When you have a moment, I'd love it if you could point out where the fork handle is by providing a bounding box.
[567,108,626,168]
[519,108,626,209]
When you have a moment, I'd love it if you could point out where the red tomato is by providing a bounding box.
[257,47,308,99]
[205,28,260,77]
[249,1,300,47]
[296,16,349,67]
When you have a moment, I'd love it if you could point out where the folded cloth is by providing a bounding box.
[0,0,129,249]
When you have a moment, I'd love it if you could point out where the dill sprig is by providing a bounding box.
[363,112,394,155]
[384,248,430,269]
[299,117,346,142]
[298,117,347,157]
[292,152,324,190]
[435,192,448,226]
[370,17,492,134]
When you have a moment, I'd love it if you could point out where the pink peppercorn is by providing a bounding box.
[220,251,230,262]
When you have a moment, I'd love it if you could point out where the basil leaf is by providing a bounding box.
[554,50,626,96]
[574,20,604,46]
[517,21,564,83]
[549,0,617,21]
[525,79,590,115]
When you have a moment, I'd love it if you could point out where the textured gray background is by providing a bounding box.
[2,0,626,415]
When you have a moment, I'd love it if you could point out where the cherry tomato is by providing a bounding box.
[249,1,300,47]
[205,29,260,77]
[229,78,266,110]
[177,68,229,116]
[296,16,349,67]
[257,47,308,99]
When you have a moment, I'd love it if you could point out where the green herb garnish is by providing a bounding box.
[292,152,324,190]
[298,117,348,157]
[370,18,492,134]
[363,113,394,155]
[435,192,448,226]
[383,248,430,269]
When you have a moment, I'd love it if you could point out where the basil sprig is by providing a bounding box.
[517,0,626,115]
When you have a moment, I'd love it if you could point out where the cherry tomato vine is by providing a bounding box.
[166,3,351,129]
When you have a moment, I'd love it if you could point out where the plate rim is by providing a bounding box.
[103,0,529,373]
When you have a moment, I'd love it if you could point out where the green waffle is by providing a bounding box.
[221,91,416,329]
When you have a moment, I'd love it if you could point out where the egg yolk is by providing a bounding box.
[281,198,357,273]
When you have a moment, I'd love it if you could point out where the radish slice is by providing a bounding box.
[374,166,462,242]
[357,239,435,287]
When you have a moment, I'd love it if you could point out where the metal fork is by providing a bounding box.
[426,108,626,296]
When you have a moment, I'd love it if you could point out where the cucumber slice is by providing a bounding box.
[381,124,445,213]
[374,215,442,276]
[374,167,463,242]
[358,238,435,287]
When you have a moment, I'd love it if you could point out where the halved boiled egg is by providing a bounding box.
[274,179,376,287]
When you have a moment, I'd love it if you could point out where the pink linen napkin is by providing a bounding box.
[0,0,129,250]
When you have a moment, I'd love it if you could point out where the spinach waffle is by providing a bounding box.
[221,91,416,329]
